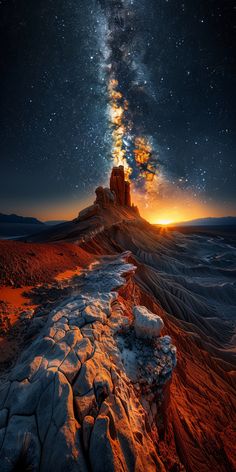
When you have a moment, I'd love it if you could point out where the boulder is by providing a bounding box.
[133,306,164,339]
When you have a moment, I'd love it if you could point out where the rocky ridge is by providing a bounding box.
[0,252,177,471]
[81,219,236,471]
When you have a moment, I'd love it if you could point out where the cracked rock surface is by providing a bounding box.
[0,252,176,471]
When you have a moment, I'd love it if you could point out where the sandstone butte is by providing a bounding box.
[0,165,235,471]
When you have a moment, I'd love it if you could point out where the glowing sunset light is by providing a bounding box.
[156,218,172,225]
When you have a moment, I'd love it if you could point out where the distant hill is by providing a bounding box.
[0,214,71,239]
[0,213,46,238]
[172,216,236,226]
[0,213,44,225]
[45,220,68,226]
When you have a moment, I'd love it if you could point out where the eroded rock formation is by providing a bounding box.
[0,253,176,471]
[110,165,131,206]
[77,166,139,221]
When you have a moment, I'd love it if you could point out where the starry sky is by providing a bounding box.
[0,0,235,222]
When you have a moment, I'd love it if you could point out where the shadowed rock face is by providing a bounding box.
[0,253,176,471]
[95,187,115,208]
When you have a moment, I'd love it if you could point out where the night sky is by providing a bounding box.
[0,0,235,222]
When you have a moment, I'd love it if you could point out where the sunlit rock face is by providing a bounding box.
[133,305,164,339]
[110,165,131,206]
[0,252,176,471]
[94,165,132,209]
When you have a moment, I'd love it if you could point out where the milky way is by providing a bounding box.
[0,0,235,218]
[97,0,160,191]
[94,0,236,209]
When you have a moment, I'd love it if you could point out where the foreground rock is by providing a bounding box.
[133,305,164,339]
[0,253,176,471]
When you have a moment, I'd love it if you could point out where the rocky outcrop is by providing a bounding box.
[95,186,115,208]
[94,165,132,209]
[77,166,138,220]
[110,165,131,206]
[0,252,176,471]
[133,305,164,339]
[77,166,136,221]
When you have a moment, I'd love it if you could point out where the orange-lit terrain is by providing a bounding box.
[0,167,235,471]
[115,278,236,471]
[0,240,94,287]
[0,241,94,381]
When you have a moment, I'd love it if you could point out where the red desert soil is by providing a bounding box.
[0,240,94,335]
[0,286,37,326]
[0,240,94,288]
[0,241,95,377]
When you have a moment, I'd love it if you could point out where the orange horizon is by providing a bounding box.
[2,170,236,225]
[3,195,235,226]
